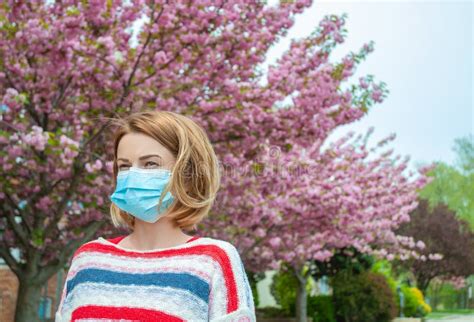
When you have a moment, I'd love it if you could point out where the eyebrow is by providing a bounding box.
[117,154,163,162]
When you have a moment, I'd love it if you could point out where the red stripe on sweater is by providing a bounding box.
[71,304,184,321]
[72,240,239,313]
[107,235,200,245]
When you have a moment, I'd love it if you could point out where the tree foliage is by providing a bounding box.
[419,135,474,230]
[396,198,474,292]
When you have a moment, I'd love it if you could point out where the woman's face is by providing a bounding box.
[116,132,176,172]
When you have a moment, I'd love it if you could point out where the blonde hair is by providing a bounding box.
[107,111,221,232]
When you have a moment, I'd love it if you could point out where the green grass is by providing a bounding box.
[425,309,474,319]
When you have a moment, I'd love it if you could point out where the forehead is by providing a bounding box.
[117,132,174,161]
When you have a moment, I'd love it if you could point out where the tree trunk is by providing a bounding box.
[296,279,308,322]
[15,279,43,322]
[416,273,432,294]
[293,265,309,322]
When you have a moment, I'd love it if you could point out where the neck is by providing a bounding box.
[128,217,192,250]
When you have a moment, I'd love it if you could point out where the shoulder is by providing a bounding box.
[197,237,246,276]
[198,237,242,258]
[71,237,103,260]
[199,236,236,249]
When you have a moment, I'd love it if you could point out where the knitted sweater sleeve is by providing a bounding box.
[55,272,68,322]
[55,255,75,322]
[54,243,85,322]
[208,242,256,322]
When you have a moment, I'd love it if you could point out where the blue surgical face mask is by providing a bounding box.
[109,166,175,223]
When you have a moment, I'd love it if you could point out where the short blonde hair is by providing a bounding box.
[107,111,221,232]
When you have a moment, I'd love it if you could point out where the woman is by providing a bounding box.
[55,111,256,321]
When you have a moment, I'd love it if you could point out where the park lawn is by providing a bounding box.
[425,309,474,319]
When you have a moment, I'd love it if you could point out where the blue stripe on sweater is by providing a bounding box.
[67,268,210,303]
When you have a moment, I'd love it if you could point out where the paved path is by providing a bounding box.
[425,314,474,322]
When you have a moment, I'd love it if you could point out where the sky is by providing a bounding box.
[263,0,473,173]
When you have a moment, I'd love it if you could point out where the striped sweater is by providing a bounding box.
[55,235,256,322]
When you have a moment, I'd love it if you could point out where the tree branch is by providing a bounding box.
[37,220,107,282]
[4,193,30,247]
[4,190,33,233]
[42,161,84,239]
[0,242,22,275]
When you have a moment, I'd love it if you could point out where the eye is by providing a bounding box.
[118,164,129,170]
[145,161,159,167]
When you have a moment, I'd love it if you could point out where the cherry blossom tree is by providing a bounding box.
[210,127,434,321]
[0,1,433,321]
[197,9,436,321]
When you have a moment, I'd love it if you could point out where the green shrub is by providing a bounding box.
[371,259,434,317]
[371,260,398,294]
[308,295,336,322]
[270,267,298,315]
[247,270,265,309]
[371,260,402,314]
[256,306,292,318]
[271,265,337,320]
[332,270,398,322]
[271,264,313,316]
[400,286,432,317]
